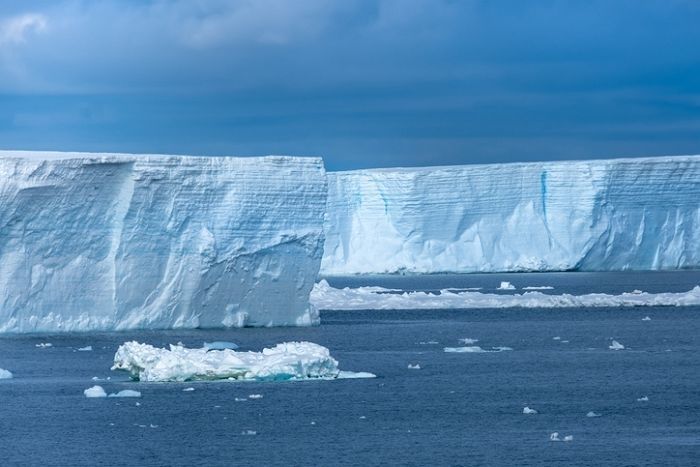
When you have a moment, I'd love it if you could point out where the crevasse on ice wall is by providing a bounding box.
[0,151,327,333]
[321,155,700,274]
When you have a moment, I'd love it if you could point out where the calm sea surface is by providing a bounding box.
[1,271,699,466]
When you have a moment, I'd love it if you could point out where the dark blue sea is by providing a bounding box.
[1,271,700,466]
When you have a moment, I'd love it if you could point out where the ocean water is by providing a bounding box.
[1,271,700,466]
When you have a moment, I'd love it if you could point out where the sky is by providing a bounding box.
[0,0,699,170]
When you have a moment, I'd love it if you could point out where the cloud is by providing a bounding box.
[0,13,47,47]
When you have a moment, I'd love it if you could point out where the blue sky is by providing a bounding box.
[1,0,699,170]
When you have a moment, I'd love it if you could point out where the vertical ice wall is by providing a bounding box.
[321,155,700,274]
[0,151,327,333]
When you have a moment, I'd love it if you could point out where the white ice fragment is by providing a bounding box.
[586,411,601,417]
[444,346,487,353]
[563,435,574,442]
[418,340,439,345]
[561,340,569,343]
[523,407,538,415]
[108,389,141,398]
[241,430,257,436]
[630,289,643,294]
[335,371,376,379]
[182,387,195,392]
[359,416,366,419]
[0,368,13,379]
[235,397,247,402]
[553,336,561,340]
[637,396,649,402]
[444,346,511,353]
[112,340,372,382]
[550,432,561,442]
[78,346,93,352]
[492,346,513,351]
[149,424,158,428]
[35,343,52,348]
[523,286,554,290]
[642,316,651,321]
[248,394,263,399]
[498,281,516,290]
[203,341,239,351]
[407,364,421,370]
[84,385,107,398]
[458,338,479,344]
[609,340,625,350]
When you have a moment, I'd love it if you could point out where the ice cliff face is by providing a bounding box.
[0,151,327,333]
[321,155,700,274]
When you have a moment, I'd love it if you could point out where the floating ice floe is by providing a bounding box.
[203,341,239,351]
[35,343,52,348]
[84,385,107,398]
[498,281,516,290]
[523,286,554,290]
[109,390,141,398]
[550,432,573,442]
[609,340,625,350]
[553,336,561,340]
[407,364,421,370]
[112,341,375,382]
[458,338,479,344]
[0,368,13,379]
[183,387,195,392]
[642,316,652,321]
[586,411,601,417]
[248,394,263,399]
[78,346,93,352]
[241,430,257,436]
[418,340,439,345]
[443,346,512,353]
[311,280,700,310]
[523,407,538,414]
[637,396,649,402]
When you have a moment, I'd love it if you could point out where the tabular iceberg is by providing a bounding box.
[0,151,327,333]
[321,155,700,274]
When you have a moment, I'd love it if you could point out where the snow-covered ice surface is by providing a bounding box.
[112,341,375,382]
[321,155,700,274]
[0,151,326,333]
[311,280,700,310]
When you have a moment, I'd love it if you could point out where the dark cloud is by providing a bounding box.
[0,0,699,169]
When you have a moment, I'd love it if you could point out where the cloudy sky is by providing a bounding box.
[1,1,699,170]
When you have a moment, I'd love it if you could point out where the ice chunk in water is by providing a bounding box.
[0,368,12,379]
[609,340,625,350]
[498,281,516,290]
[523,407,538,414]
[84,385,107,398]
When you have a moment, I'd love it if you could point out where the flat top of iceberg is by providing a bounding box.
[331,153,700,174]
[0,149,323,165]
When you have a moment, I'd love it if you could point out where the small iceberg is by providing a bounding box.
[407,364,421,370]
[78,346,93,352]
[0,368,13,379]
[637,396,649,402]
[241,430,257,436]
[523,286,554,290]
[182,387,195,392]
[35,343,52,348]
[609,340,625,350]
[523,407,537,415]
[642,316,651,321]
[112,341,375,382]
[586,411,601,417]
[497,281,516,290]
[248,394,263,399]
[84,385,107,398]
[203,341,239,351]
[108,390,141,398]
[553,336,561,340]
[550,432,574,442]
